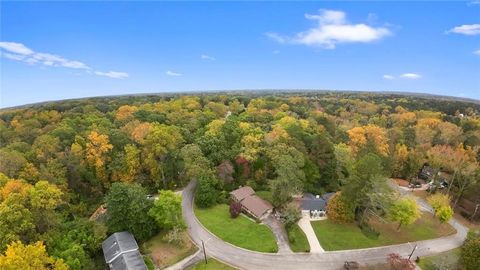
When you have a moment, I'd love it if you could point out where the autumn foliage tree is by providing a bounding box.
[347,124,389,157]
[427,193,453,223]
[0,241,68,270]
[326,192,354,223]
[85,131,113,183]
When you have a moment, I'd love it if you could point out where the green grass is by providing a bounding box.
[256,190,273,204]
[418,248,460,270]
[143,256,155,270]
[311,213,456,251]
[195,204,278,253]
[189,258,236,270]
[287,224,310,252]
[141,230,197,269]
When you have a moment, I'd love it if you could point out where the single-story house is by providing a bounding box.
[230,186,255,202]
[300,192,335,220]
[102,231,147,270]
[230,186,273,220]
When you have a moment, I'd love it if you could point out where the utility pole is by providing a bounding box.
[408,244,418,260]
[202,240,207,264]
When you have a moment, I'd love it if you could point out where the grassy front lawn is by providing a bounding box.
[141,230,197,269]
[189,258,236,270]
[287,224,310,252]
[312,213,456,251]
[195,204,278,252]
[417,248,460,270]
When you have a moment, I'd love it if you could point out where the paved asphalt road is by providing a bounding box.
[182,181,468,270]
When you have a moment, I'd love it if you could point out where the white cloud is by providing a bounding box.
[266,9,391,49]
[383,74,394,80]
[272,50,280,54]
[166,70,182,76]
[400,73,421,79]
[0,42,34,55]
[94,71,129,79]
[201,54,215,61]
[468,0,480,6]
[448,24,480,35]
[474,49,480,55]
[0,41,128,79]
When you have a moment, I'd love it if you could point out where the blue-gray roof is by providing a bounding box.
[301,198,326,211]
[102,231,139,263]
[110,250,148,270]
[301,192,335,211]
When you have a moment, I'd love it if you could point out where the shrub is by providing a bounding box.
[229,201,242,218]
[387,253,415,270]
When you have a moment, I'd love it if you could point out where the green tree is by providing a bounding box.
[342,153,393,222]
[0,149,27,178]
[180,144,213,180]
[388,197,421,230]
[0,195,35,252]
[148,190,184,230]
[105,183,156,241]
[461,230,480,270]
[281,202,301,229]
[195,175,221,208]
[143,124,184,188]
[267,143,305,208]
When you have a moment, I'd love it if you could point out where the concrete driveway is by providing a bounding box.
[297,213,324,253]
[182,180,468,270]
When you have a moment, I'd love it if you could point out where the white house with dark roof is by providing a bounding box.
[102,231,147,270]
[300,192,335,220]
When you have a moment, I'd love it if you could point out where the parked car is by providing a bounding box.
[344,261,359,269]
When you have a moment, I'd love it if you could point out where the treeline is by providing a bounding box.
[0,92,479,269]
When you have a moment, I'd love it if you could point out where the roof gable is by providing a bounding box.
[102,232,139,264]
[241,195,273,218]
[230,186,255,201]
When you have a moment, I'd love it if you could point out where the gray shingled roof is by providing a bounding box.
[110,250,147,270]
[102,231,140,263]
[301,198,326,211]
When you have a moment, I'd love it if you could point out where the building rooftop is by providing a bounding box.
[110,250,147,270]
[230,186,255,201]
[241,195,273,218]
[102,231,140,263]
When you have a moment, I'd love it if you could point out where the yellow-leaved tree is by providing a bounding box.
[0,241,68,270]
[86,131,113,183]
[347,124,389,156]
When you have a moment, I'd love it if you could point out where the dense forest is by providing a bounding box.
[1,91,479,269]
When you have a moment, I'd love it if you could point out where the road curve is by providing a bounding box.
[182,181,468,270]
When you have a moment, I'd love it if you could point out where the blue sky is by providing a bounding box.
[1,1,479,108]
